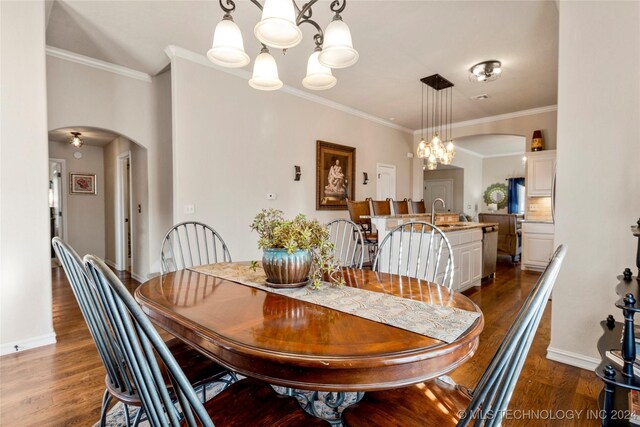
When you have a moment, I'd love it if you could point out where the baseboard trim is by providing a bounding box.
[131,272,146,284]
[104,259,124,271]
[546,346,600,371]
[1,332,57,356]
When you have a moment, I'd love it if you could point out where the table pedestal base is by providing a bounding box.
[273,386,365,426]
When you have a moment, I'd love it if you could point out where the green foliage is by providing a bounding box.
[250,209,345,289]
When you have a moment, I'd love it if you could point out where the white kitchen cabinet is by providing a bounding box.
[526,150,556,197]
[521,222,555,271]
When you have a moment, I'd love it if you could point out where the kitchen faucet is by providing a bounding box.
[431,198,445,224]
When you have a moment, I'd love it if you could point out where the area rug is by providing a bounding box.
[93,374,357,426]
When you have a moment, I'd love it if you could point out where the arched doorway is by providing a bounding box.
[48,126,149,281]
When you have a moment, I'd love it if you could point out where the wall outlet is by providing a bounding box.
[184,204,195,214]
[266,193,277,200]
[529,204,538,211]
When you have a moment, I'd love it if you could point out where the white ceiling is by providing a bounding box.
[49,127,119,147]
[45,1,559,130]
[455,134,525,157]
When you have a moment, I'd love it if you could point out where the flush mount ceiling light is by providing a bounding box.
[416,74,456,170]
[69,132,84,148]
[207,0,358,91]
[469,60,502,83]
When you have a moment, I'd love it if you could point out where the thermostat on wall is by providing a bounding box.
[73,151,83,159]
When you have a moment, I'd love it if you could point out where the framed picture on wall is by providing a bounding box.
[316,141,356,210]
[70,173,96,195]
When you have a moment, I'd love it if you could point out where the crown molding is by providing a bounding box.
[482,151,527,159]
[46,46,152,83]
[164,45,413,135]
[413,105,558,136]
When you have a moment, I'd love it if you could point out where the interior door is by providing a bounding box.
[376,164,396,200]
[424,179,453,212]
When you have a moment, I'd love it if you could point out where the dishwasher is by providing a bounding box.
[482,225,498,279]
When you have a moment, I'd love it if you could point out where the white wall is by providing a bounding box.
[0,1,56,354]
[49,141,106,258]
[549,1,640,367]
[47,58,173,277]
[481,155,525,213]
[170,55,413,261]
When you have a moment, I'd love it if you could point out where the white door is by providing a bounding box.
[424,179,453,212]
[376,164,396,200]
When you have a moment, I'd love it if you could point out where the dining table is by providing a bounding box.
[135,262,484,424]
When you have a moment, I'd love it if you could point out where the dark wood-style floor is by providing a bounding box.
[0,261,601,426]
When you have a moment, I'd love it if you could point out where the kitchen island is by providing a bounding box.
[364,214,499,292]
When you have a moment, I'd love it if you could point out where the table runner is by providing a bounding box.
[189,263,480,343]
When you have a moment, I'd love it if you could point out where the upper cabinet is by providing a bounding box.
[526,150,556,197]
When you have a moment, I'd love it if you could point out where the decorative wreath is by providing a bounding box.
[483,183,509,210]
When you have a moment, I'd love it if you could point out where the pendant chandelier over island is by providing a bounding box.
[207,0,359,91]
[416,74,456,170]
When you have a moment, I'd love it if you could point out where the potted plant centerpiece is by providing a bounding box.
[250,209,343,289]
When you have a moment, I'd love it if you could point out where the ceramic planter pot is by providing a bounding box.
[262,248,311,288]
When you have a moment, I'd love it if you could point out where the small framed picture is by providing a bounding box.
[70,173,96,195]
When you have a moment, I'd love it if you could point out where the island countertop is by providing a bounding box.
[361,213,498,232]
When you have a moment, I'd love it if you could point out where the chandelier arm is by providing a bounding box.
[296,0,320,23]
[218,0,237,13]
[248,0,264,11]
[329,0,347,15]
[298,18,324,46]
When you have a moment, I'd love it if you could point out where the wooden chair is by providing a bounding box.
[373,221,454,290]
[160,222,231,274]
[392,199,409,215]
[479,213,522,262]
[344,245,567,427]
[84,254,327,427]
[409,199,426,214]
[347,199,377,243]
[327,219,365,268]
[52,238,231,427]
[370,199,391,216]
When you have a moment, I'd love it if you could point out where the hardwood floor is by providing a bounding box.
[0,261,601,426]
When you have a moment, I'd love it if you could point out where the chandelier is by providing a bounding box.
[469,60,502,83]
[207,0,359,91]
[417,74,456,170]
[69,132,84,148]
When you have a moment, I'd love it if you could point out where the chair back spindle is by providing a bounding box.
[373,221,454,290]
[161,222,231,274]
[85,255,215,427]
[52,238,137,404]
[327,219,365,269]
[459,245,567,427]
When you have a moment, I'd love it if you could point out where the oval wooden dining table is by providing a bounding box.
[135,264,484,395]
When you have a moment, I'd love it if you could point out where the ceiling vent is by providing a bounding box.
[471,94,490,100]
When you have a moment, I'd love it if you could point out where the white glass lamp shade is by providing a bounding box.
[417,138,429,158]
[248,50,283,91]
[430,133,442,151]
[254,0,302,49]
[318,18,359,68]
[207,18,250,68]
[302,51,336,90]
